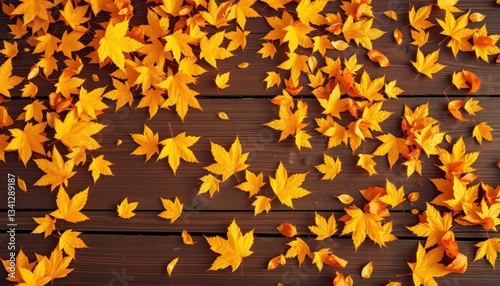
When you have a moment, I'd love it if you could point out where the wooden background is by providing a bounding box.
[1,0,500,285]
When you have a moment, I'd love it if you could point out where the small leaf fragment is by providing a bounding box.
[17,177,27,192]
[277,222,298,237]
[473,122,494,145]
[238,62,249,69]
[182,230,195,245]
[368,49,391,67]
[469,13,485,23]
[408,192,420,202]
[394,29,403,45]
[384,10,398,21]
[361,261,373,278]
[217,112,229,120]
[167,257,178,277]
[337,194,354,205]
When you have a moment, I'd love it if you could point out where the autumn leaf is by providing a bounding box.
[367,49,391,67]
[205,136,249,182]
[277,222,298,237]
[267,254,286,270]
[50,187,89,224]
[103,79,134,112]
[11,0,54,26]
[167,257,178,277]
[235,170,265,197]
[158,197,183,223]
[312,248,347,271]
[337,194,354,205]
[54,110,106,151]
[333,271,353,286]
[264,71,281,89]
[205,219,254,272]
[474,238,500,268]
[408,243,450,286]
[261,0,292,10]
[18,260,51,286]
[182,230,195,245]
[270,162,310,209]
[472,25,500,62]
[158,132,200,175]
[58,229,89,260]
[285,237,312,267]
[198,174,221,197]
[97,20,144,70]
[315,153,342,180]
[309,212,337,240]
[379,180,406,208]
[157,70,201,121]
[361,261,373,278]
[43,246,74,280]
[34,146,76,191]
[373,133,409,170]
[384,11,397,21]
[5,122,48,166]
[436,11,475,57]
[32,215,56,238]
[117,197,138,219]
[59,1,90,30]
[252,195,272,216]
[278,52,309,84]
[357,154,378,176]
[75,86,109,120]
[412,48,446,78]
[2,248,35,283]
[225,28,250,51]
[473,122,494,145]
[409,5,435,31]
[201,0,233,28]
[0,58,23,97]
[200,32,234,69]
[215,71,230,89]
[89,155,113,183]
[130,124,160,161]
[407,203,452,249]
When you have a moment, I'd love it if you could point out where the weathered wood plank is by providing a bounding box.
[1,210,494,240]
[1,97,499,211]
[1,233,498,285]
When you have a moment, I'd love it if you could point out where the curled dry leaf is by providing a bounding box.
[268,254,286,270]
[384,10,398,21]
[277,222,298,237]
[337,194,354,205]
[469,12,485,23]
[361,261,373,278]
[182,230,195,245]
[408,192,420,202]
[394,28,403,45]
[331,40,349,51]
[217,112,229,120]
[448,100,469,122]
[368,49,391,67]
[166,257,178,277]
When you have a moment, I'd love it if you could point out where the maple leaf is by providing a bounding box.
[341,205,395,249]
[198,174,221,197]
[137,88,166,119]
[268,254,286,270]
[315,154,342,180]
[158,197,183,223]
[270,162,310,209]
[452,70,481,94]
[333,271,354,286]
[215,71,230,89]
[18,260,51,286]
[54,110,106,151]
[0,58,24,97]
[285,237,312,267]
[11,0,54,25]
[414,124,445,157]
[263,10,293,43]
[462,200,500,231]
[228,0,260,29]
[474,238,500,268]
[59,2,90,30]
[317,84,348,119]
[5,122,48,166]
[89,155,113,183]
[309,212,337,240]
[278,52,309,84]
[437,0,462,12]
[472,25,500,62]
[259,43,277,59]
[199,32,234,69]
[379,180,406,208]
[312,248,347,271]
[354,71,385,101]
[408,243,450,286]
[412,48,446,78]
[1,40,18,58]
[205,137,249,182]
[75,86,109,120]
[437,137,479,180]
[252,195,272,215]
[34,146,76,191]
[264,100,311,150]
[373,133,409,170]
[436,11,475,57]
[201,0,233,28]
[58,229,89,260]
[117,197,138,219]
[261,0,292,10]
[409,5,435,31]
[283,20,314,53]
[32,214,56,238]
[205,219,254,272]
[23,100,47,123]
[163,30,196,63]
[50,187,89,223]
[407,203,452,249]
[130,124,160,161]
[157,70,201,121]
[97,20,144,70]
[43,246,74,280]
[296,0,327,26]
[158,132,200,175]
[104,79,134,111]
[2,248,35,283]
[473,122,494,145]
[235,170,265,197]
[357,154,378,176]
[226,28,250,51]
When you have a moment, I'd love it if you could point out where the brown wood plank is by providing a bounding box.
[1,97,499,211]
[1,210,493,240]
[1,233,497,285]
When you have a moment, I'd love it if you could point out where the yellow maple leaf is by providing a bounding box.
[5,122,48,166]
[23,100,47,123]
[34,146,76,191]
[408,243,450,286]
[11,0,54,25]
[278,52,309,84]
[258,42,278,59]
[198,174,221,197]
[252,195,272,216]
[205,136,249,182]
[215,71,230,89]
[473,122,494,145]
[42,246,74,280]
[75,86,109,120]
[130,124,160,161]
[474,238,500,268]
[97,20,144,70]
[270,162,310,208]
[264,71,281,89]
[283,20,314,53]
[285,237,312,267]
[54,110,107,151]
[0,58,24,97]
[158,132,200,175]
[58,229,88,260]
[88,155,113,183]
[117,197,138,219]
[437,137,479,180]
[436,11,475,57]
[462,200,500,231]
[163,30,196,63]
[50,187,89,223]
[407,203,452,248]
[357,153,378,176]
[157,70,201,121]
[205,219,254,271]
[354,70,385,101]
[409,5,435,31]
[261,0,292,10]
[472,25,500,62]
[414,124,445,157]
[437,0,462,12]
[228,0,260,29]
[200,31,234,69]
[18,260,51,286]
[312,248,347,271]
[59,1,90,30]
[296,0,327,26]
[201,0,233,28]
[379,180,406,208]
[412,48,446,78]
[1,40,18,58]
[315,153,342,181]
[235,170,265,197]
[158,197,183,223]
[410,29,429,48]
[226,27,250,51]
[137,88,166,119]
[104,79,134,111]
[32,214,56,238]
[373,133,409,170]
[309,212,337,240]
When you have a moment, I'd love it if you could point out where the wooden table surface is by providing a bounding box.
[1,0,499,285]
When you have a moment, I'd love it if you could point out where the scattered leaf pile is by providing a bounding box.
[1,0,499,285]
